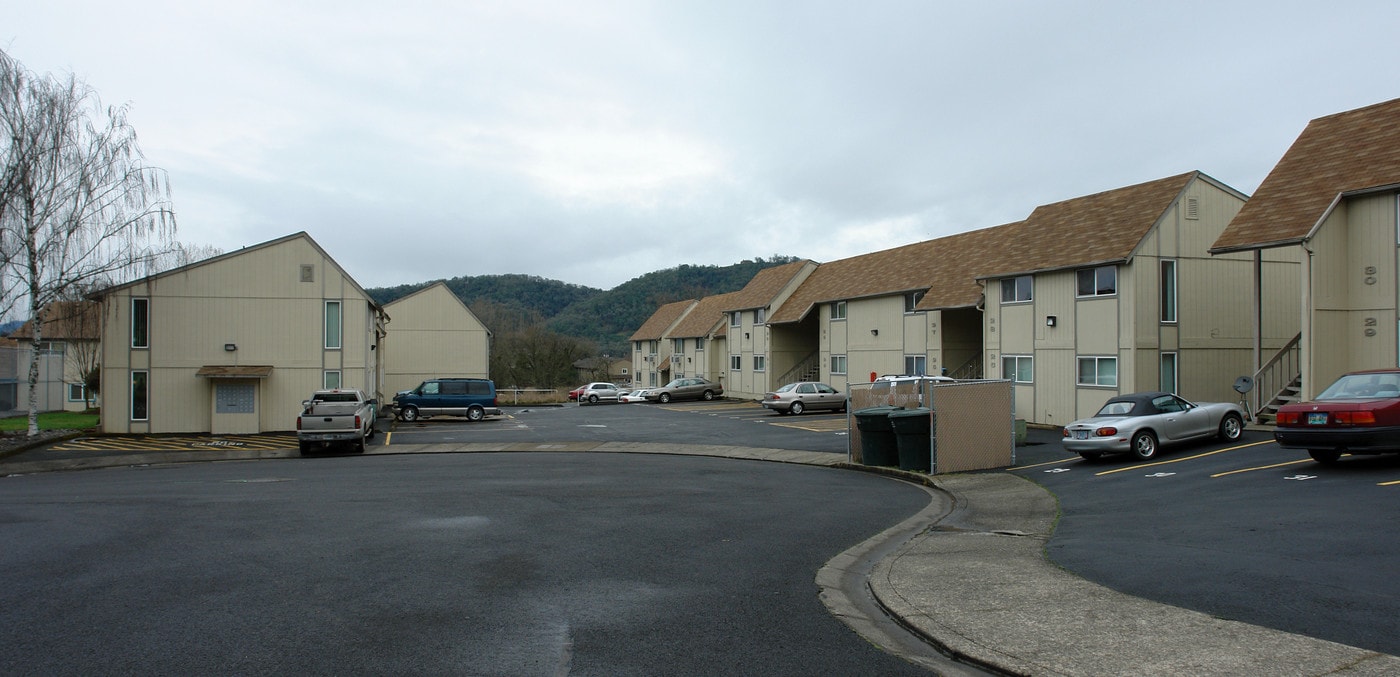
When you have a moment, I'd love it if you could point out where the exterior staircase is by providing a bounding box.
[1250,333,1301,424]
[776,351,821,386]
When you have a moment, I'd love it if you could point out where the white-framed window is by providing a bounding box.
[324,370,342,389]
[673,338,684,353]
[1160,260,1178,323]
[649,340,658,354]
[1160,352,1178,393]
[131,298,149,348]
[904,355,926,376]
[1076,266,1117,298]
[730,312,741,327]
[324,301,342,349]
[753,355,766,372]
[130,370,149,421]
[905,291,925,313]
[695,337,705,350]
[67,383,87,402]
[649,372,657,387]
[755,307,765,323]
[831,301,846,320]
[1000,276,1032,304]
[730,354,742,370]
[1077,356,1118,387]
[831,355,847,375]
[634,341,642,353]
[1002,355,1033,383]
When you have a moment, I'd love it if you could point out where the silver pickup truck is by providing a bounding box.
[296,389,377,454]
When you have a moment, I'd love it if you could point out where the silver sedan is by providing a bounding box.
[1062,392,1246,461]
[760,382,847,415]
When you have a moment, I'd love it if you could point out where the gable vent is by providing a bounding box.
[300,264,315,282]
[1185,197,1200,220]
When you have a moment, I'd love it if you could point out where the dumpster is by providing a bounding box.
[853,405,899,466]
[889,407,933,472]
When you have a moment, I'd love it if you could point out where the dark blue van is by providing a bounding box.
[393,378,501,422]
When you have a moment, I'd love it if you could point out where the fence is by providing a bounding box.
[847,378,1014,473]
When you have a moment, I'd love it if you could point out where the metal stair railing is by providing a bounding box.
[775,351,820,386]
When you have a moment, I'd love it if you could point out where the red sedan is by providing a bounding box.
[1274,368,1400,464]
[567,386,585,402]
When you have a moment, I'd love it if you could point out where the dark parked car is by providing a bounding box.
[644,377,723,404]
[394,378,501,422]
[1274,369,1400,464]
[761,381,846,415]
[1062,392,1246,461]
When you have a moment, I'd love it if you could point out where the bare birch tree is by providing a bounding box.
[0,49,177,436]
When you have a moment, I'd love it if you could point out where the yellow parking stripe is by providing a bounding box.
[49,434,299,452]
[1211,459,1314,477]
[1012,456,1085,470]
[1094,439,1276,476]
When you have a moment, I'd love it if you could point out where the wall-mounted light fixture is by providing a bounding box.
[224,343,238,352]
[744,332,750,339]
[870,329,879,336]
[1045,315,1057,328]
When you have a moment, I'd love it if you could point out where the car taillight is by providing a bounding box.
[1276,411,1300,425]
[1334,411,1376,425]
[296,417,302,431]
[1095,427,1118,437]
[354,415,361,429]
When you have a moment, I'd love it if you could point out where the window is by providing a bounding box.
[755,308,765,323]
[67,383,87,402]
[695,337,705,350]
[905,291,925,313]
[131,371,148,421]
[1160,260,1177,323]
[753,355,766,372]
[831,355,847,375]
[1000,276,1032,304]
[131,298,149,348]
[1077,357,1118,387]
[1160,352,1178,393]
[1076,266,1117,297]
[730,354,742,370]
[1002,355,1033,383]
[831,301,846,320]
[649,340,658,354]
[324,370,341,389]
[674,338,684,353]
[904,355,927,376]
[730,312,741,327]
[324,301,342,349]
[634,341,642,353]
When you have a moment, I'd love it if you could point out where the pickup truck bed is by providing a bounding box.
[297,390,377,454]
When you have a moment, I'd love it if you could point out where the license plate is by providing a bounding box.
[1074,430,1090,440]
[1307,412,1328,425]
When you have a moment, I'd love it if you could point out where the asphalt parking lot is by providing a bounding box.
[7,399,1400,660]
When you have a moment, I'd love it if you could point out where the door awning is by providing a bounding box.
[196,365,274,378]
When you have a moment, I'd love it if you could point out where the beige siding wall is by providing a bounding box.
[1306,193,1400,395]
[99,236,380,434]
[382,284,490,395]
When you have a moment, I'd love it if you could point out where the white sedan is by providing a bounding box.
[1062,391,1247,461]
[619,389,650,403]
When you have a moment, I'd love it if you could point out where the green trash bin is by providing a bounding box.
[853,405,899,466]
[889,407,933,472]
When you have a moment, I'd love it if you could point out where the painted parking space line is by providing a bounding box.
[50,434,299,452]
[1210,458,1316,478]
[767,418,848,433]
[1093,439,1277,477]
[1011,456,1085,471]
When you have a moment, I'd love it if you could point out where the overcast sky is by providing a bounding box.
[7,1,1399,291]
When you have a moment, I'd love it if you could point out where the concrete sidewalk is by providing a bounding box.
[2,440,1397,675]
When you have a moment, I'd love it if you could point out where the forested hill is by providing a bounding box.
[366,256,800,356]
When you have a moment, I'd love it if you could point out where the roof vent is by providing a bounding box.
[300,264,315,282]
[1185,197,1200,220]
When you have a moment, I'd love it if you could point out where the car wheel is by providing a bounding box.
[790,401,805,415]
[299,441,312,456]
[1078,451,1102,461]
[588,394,599,404]
[659,392,672,404]
[467,405,485,422]
[1218,413,1243,441]
[354,435,366,453]
[366,424,376,440]
[400,406,419,422]
[701,390,715,401]
[1130,430,1158,460]
[1308,449,1341,465]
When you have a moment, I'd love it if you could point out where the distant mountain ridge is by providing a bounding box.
[366,256,800,356]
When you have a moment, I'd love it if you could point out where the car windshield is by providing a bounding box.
[1316,373,1400,400]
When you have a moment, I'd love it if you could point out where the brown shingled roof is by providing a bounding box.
[722,260,814,311]
[669,292,742,339]
[628,299,697,341]
[769,240,943,323]
[7,301,101,341]
[1212,98,1400,253]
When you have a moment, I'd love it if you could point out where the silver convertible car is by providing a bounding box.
[1062,392,1247,461]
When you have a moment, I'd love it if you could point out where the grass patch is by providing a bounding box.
[0,411,100,432]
